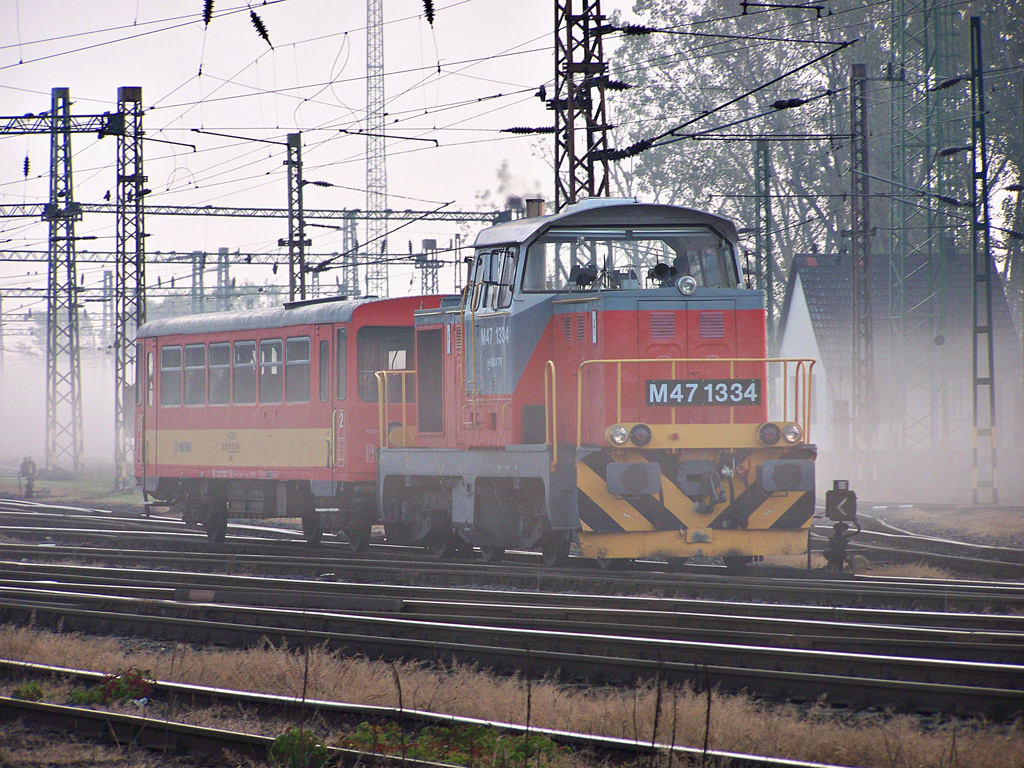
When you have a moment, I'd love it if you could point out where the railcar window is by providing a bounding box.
[147,352,154,407]
[135,343,145,407]
[208,343,231,405]
[260,339,284,404]
[336,327,347,400]
[285,337,310,403]
[318,340,330,403]
[184,344,206,406]
[160,346,182,407]
[233,341,257,404]
[521,226,738,292]
[357,326,414,402]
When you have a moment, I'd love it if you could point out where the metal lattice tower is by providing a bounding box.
[753,140,775,346]
[113,86,145,486]
[365,0,388,296]
[850,64,875,450]
[888,0,965,452]
[1,92,125,474]
[281,133,308,301]
[968,16,997,503]
[44,88,85,472]
[216,248,231,311]
[552,0,611,211]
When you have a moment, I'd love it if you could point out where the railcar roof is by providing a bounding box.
[473,199,740,248]
[137,296,386,338]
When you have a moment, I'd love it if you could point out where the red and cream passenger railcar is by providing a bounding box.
[135,295,439,545]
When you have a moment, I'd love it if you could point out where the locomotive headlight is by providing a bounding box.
[782,423,803,444]
[630,423,653,446]
[608,424,630,446]
[676,275,698,296]
[757,422,781,446]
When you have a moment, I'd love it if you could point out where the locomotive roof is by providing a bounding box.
[473,199,740,248]
[137,295,403,338]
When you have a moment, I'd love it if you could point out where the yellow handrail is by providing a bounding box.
[375,369,415,448]
[574,357,816,447]
[544,360,557,471]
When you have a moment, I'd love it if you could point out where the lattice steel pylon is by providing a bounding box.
[365,0,388,296]
[888,0,965,453]
[0,90,125,473]
[968,16,997,504]
[114,86,145,487]
[753,140,775,346]
[281,133,308,302]
[850,64,875,450]
[45,87,85,472]
[552,0,611,211]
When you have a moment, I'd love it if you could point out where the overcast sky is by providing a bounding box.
[1,0,641,301]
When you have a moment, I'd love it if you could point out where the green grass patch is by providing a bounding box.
[340,721,571,768]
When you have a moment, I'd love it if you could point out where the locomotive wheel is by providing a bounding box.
[480,546,505,563]
[302,514,323,545]
[427,531,458,560]
[540,536,570,567]
[596,556,633,571]
[723,555,753,571]
[344,519,372,552]
[666,557,690,571]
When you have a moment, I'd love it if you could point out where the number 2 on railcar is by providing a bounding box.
[376,198,817,567]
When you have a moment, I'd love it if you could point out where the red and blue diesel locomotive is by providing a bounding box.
[136,198,816,565]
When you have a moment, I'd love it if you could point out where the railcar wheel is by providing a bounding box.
[480,546,505,563]
[540,536,570,567]
[666,557,689,571]
[344,519,372,552]
[205,502,228,543]
[302,514,323,545]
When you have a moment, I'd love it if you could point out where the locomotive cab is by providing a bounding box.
[377,198,816,567]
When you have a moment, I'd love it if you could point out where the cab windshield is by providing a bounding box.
[521,226,738,292]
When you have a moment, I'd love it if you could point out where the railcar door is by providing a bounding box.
[311,324,336,481]
[332,325,349,479]
[135,338,158,477]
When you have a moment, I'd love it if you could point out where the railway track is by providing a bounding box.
[1,556,1023,719]
[3,501,1024,614]
[3,499,1024,720]
[0,659,869,768]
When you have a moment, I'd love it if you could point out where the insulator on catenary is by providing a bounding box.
[620,23,656,35]
[250,11,272,49]
[771,97,808,110]
[423,0,435,26]
[501,126,556,134]
[203,0,213,26]
[23,156,30,177]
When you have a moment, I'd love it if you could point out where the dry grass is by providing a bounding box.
[872,505,1024,549]
[864,561,956,579]
[1,625,1022,768]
